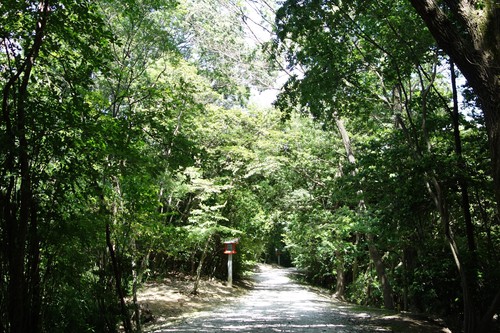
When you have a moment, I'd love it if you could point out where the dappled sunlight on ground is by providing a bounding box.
[138,272,249,328]
[142,265,451,333]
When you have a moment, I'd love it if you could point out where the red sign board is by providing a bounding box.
[224,242,237,254]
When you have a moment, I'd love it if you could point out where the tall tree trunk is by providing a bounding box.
[427,175,479,333]
[6,204,28,333]
[450,60,476,255]
[192,235,212,295]
[131,240,141,333]
[334,250,345,300]
[27,203,41,333]
[131,245,149,333]
[401,247,412,312]
[397,104,483,332]
[1,2,50,332]
[334,114,394,310]
[449,60,488,332]
[366,235,394,309]
[351,232,360,284]
[106,223,133,333]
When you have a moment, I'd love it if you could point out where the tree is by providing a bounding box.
[273,0,499,330]
[1,1,112,332]
[408,1,500,215]
[392,2,500,331]
[176,0,276,106]
[274,0,430,309]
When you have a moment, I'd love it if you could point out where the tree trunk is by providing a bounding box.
[334,250,345,300]
[6,207,28,333]
[396,81,483,332]
[401,249,409,312]
[367,235,394,310]
[449,60,489,332]
[131,239,141,333]
[428,171,481,333]
[352,233,360,282]
[192,235,212,295]
[27,203,41,333]
[131,249,150,333]
[334,114,394,310]
[450,60,476,254]
[1,2,50,332]
[486,103,500,213]
[106,223,133,333]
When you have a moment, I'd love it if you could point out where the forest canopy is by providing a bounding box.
[1,1,499,333]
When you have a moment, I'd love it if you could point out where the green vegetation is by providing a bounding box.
[1,0,499,332]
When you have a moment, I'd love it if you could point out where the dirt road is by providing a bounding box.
[153,265,423,333]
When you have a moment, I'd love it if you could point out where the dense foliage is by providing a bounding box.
[1,0,499,333]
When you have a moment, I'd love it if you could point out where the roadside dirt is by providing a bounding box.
[137,272,253,331]
[138,265,452,333]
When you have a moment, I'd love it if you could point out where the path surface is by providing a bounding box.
[154,265,392,333]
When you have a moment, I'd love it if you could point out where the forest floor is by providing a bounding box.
[138,264,452,333]
[137,270,253,330]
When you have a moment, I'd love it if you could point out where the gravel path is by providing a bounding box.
[154,265,392,332]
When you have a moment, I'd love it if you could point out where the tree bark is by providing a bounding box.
[399,101,480,332]
[334,114,394,310]
[1,2,50,332]
[27,203,41,333]
[131,239,142,333]
[106,223,133,333]
[192,235,212,295]
[367,235,394,309]
[334,250,345,300]
[450,60,476,254]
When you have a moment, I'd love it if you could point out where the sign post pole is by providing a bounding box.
[227,253,233,287]
[223,239,238,288]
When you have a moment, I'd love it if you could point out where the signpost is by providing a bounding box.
[224,239,238,287]
[275,248,281,266]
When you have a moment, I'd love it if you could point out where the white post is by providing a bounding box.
[227,254,233,287]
